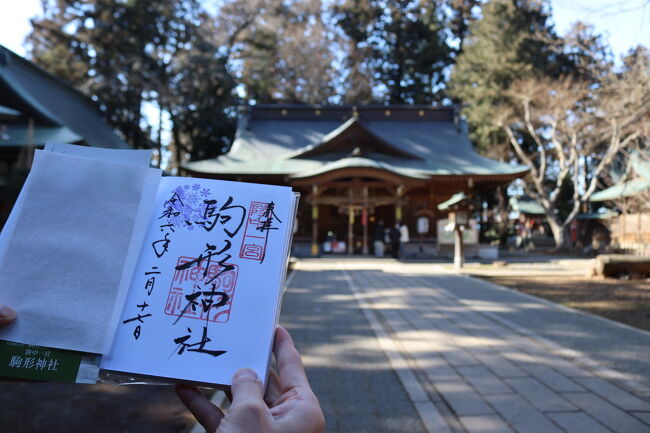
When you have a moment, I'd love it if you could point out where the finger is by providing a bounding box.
[227,368,270,427]
[274,326,310,390]
[0,305,16,325]
[230,368,265,410]
[264,368,282,406]
[175,384,224,433]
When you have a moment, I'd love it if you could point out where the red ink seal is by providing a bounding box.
[239,201,269,260]
[164,256,238,323]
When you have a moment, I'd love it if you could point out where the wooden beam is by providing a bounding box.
[308,195,400,208]
[290,167,427,187]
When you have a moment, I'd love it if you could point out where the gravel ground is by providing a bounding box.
[477,275,650,332]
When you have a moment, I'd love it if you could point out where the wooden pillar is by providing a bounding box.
[395,184,404,222]
[311,185,319,257]
[347,189,354,255]
[348,206,354,255]
[362,187,369,255]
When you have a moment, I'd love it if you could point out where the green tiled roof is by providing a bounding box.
[509,197,546,215]
[590,177,650,201]
[0,45,129,149]
[590,151,650,202]
[184,106,529,181]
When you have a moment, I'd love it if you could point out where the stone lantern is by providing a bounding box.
[438,193,472,270]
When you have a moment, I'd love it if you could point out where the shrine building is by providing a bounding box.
[0,45,130,225]
[182,105,528,256]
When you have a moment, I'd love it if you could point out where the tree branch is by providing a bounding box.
[523,99,547,186]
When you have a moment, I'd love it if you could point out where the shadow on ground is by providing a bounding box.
[0,382,194,433]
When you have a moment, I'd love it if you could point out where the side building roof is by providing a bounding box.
[0,44,129,149]
[184,105,528,182]
[590,151,650,202]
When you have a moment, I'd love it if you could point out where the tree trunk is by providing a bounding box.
[547,216,570,250]
[170,119,183,175]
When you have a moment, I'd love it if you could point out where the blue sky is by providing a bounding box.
[1,0,648,59]
[551,0,649,57]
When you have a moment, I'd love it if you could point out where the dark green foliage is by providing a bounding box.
[332,0,381,103]
[335,0,453,104]
[167,37,237,164]
[28,0,236,165]
[216,0,338,104]
[552,175,575,221]
[445,0,481,54]
[374,0,452,104]
[25,0,643,207]
[448,0,567,154]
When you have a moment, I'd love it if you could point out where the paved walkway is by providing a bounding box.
[282,258,650,433]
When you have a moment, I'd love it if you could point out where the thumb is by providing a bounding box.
[229,368,266,411]
[0,305,16,326]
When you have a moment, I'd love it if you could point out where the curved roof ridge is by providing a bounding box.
[290,156,430,180]
[287,116,423,160]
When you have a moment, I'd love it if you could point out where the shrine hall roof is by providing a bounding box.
[589,177,650,201]
[0,45,129,149]
[184,105,528,181]
[590,151,650,202]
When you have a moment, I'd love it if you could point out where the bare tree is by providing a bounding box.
[495,49,649,249]
[213,0,338,104]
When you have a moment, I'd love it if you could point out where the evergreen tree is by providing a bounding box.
[165,23,237,168]
[334,0,382,103]
[448,0,566,155]
[335,0,452,104]
[216,0,338,104]
[374,0,452,104]
[28,0,236,167]
[445,0,481,54]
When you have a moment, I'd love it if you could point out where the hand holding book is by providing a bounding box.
[0,144,299,387]
[0,306,325,433]
[176,326,325,433]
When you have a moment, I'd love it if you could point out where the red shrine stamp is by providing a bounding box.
[164,256,238,323]
[239,201,270,261]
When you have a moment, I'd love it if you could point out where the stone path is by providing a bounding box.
[281,266,428,433]
[282,259,650,433]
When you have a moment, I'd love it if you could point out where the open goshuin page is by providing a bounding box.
[101,177,297,386]
[0,146,297,387]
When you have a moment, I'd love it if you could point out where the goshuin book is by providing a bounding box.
[0,144,298,387]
